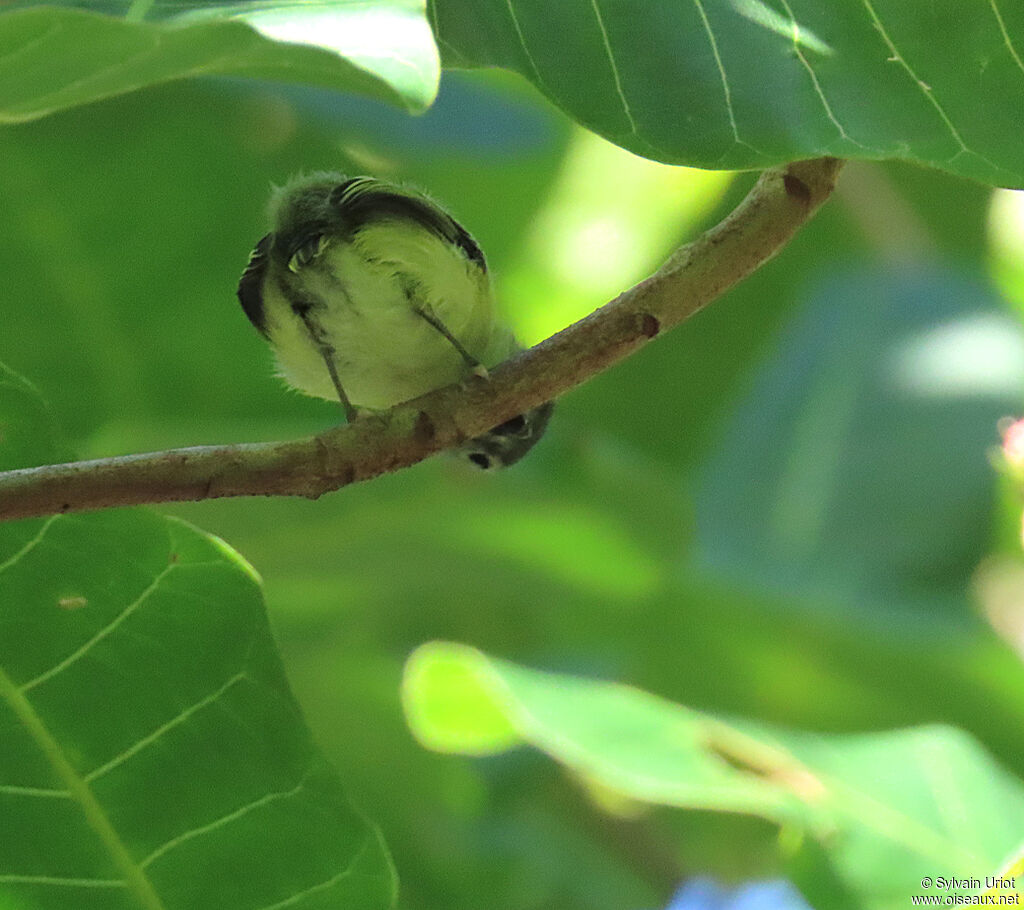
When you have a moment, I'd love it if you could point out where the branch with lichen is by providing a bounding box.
[0,158,844,522]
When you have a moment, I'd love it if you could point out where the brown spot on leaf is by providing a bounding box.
[704,730,826,802]
[57,595,88,610]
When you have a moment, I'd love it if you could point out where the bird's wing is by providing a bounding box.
[329,177,487,271]
[236,233,272,336]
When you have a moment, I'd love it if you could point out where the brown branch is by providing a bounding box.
[0,158,844,522]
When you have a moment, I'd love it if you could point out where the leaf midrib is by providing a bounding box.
[0,664,166,910]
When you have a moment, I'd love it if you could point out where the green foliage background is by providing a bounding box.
[3,2,1024,909]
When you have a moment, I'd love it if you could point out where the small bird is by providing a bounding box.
[237,173,553,469]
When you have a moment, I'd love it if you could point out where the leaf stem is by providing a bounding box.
[0,158,844,521]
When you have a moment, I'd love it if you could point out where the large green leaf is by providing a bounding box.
[0,367,396,910]
[0,1,438,124]
[403,643,1024,909]
[430,0,1024,187]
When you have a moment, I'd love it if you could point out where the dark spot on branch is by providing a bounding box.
[413,410,436,444]
[639,313,661,338]
[60,503,70,513]
[340,463,356,486]
[313,435,331,476]
[782,173,811,205]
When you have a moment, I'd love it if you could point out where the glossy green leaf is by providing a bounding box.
[0,370,396,910]
[403,643,1024,909]
[0,1,438,124]
[430,0,1024,187]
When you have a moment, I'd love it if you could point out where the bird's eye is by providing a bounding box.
[491,415,527,437]
[468,453,492,470]
[288,235,328,273]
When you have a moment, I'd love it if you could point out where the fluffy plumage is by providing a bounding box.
[237,174,553,468]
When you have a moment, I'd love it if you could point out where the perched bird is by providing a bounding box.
[237,173,553,469]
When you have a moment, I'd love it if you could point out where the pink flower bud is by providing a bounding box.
[1002,418,1024,468]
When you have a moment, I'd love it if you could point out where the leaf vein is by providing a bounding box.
[777,0,870,150]
[252,835,372,910]
[859,0,967,152]
[0,515,59,575]
[19,562,176,694]
[0,666,166,909]
[794,734,984,868]
[988,0,1024,77]
[140,769,313,868]
[504,0,546,90]
[427,0,451,59]
[0,783,70,798]
[0,19,63,71]
[85,671,247,783]
[691,0,763,160]
[0,874,125,888]
[859,0,1017,181]
[589,0,637,134]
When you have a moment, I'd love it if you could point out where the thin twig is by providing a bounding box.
[0,158,844,521]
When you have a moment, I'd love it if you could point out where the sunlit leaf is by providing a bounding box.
[0,1,438,124]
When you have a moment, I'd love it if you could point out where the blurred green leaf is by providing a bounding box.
[0,1,438,124]
[405,644,808,823]
[0,363,66,473]
[403,643,1024,909]
[497,126,735,343]
[697,267,1024,616]
[0,369,395,910]
[989,186,1024,319]
[403,643,520,755]
[430,0,1024,187]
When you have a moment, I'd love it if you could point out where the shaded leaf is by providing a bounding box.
[696,267,1024,617]
[430,0,1024,187]
[0,368,396,910]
